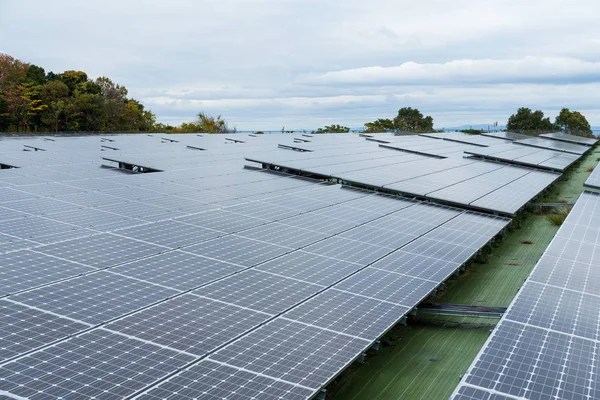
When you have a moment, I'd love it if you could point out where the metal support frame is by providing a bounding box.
[356,353,367,363]
[0,163,18,169]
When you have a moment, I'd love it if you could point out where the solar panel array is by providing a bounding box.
[514,136,590,155]
[379,136,484,158]
[584,162,600,191]
[420,132,510,147]
[452,191,600,400]
[481,131,532,141]
[540,132,598,146]
[0,134,515,399]
[247,149,560,216]
[464,143,579,171]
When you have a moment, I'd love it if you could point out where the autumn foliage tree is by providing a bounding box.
[363,107,435,133]
[0,53,158,132]
[178,111,236,133]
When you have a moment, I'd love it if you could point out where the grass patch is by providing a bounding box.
[545,207,569,226]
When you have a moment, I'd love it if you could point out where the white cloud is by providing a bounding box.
[143,82,600,129]
[307,57,600,86]
[1,0,600,129]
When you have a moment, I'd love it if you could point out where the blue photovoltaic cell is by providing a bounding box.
[9,271,178,324]
[1,134,523,400]
[0,329,194,400]
[195,269,323,315]
[209,318,370,389]
[106,294,270,356]
[0,250,94,296]
[136,360,315,400]
[0,300,89,363]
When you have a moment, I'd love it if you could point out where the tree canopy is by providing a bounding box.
[0,53,156,132]
[506,108,557,133]
[363,107,435,133]
[313,124,350,133]
[555,108,593,137]
[176,112,236,133]
[506,107,593,137]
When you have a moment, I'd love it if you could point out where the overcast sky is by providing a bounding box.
[1,0,600,130]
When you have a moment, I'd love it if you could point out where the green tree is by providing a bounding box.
[555,108,593,137]
[38,81,69,131]
[393,107,434,132]
[59,70,88,94]
[363,107,434,133]
[26,65,46,85]
[364,118,395,133]
[0,53,160,133]
[180,111,235,133]
[314,124,350,133]
[66,93,106,131]
[506,107,557,133]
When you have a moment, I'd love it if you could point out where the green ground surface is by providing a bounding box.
[331,150,600,400]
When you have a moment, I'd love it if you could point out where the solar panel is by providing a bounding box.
[506,281,600,340]
[0,329,194,400]
[0,215,83,241]
[110,250,242,291]
[183,235,292,267]
[0,300,89,364]
[194,270,323,314]
[0,250,94,296]
[114,220,224,248]
[540,132,597,146]
[48,207,145,229]
[283,289,410,340]
[481,131,532,141]
[338,224,418,248]
[9,271,178,324]
[529,255,600,295]
[453,385,514,400]
[175,209,268,233]
[401,238,477,263]
[585,163,600,190]
[463,320,600,399]
[334,268,438,306]
[1,134,523,399]
[278,213,360,234]
[465,145,578,171]
[370,250,461,281]
[236,222,330,247]
[255,251,362,286]
[1,197,77,216]
[0,235,39,254]
[452,191,600,399]
[0,187,39,203]
[136,360,315,400]
[247,150,564,215]
[311,204,387,223]
[209,318,370,389]
[514,137,589,155]
[224,201,304,221]
[34,233,168,269]
[105,294,271,356]
[302,236,392,264]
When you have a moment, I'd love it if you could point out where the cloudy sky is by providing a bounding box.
[1,0,599,130]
